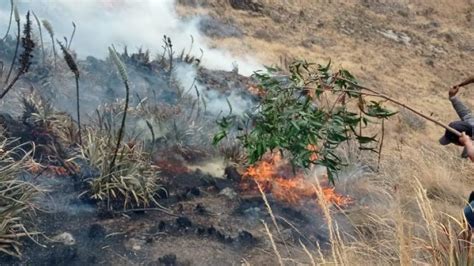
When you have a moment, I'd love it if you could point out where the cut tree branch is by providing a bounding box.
[336,77,461,137]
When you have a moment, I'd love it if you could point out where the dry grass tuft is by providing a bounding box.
[257,140,474,265]
[0,137,41,258]
[80,127,164,210]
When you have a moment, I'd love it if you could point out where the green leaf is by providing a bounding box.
[213,131,227,145]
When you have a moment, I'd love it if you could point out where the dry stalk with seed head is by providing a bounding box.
[57,40,81,145]
[32,12,45,65]
[1,11,35,100]
[68,22,76,49]
[162,35,174,74]
[4,5,20,85]
[108,46,129,173]
[1,0,14,41]
[42,19,56,68]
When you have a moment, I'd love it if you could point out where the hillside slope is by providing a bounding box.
[0,1,472,265]
[177,0,474,264]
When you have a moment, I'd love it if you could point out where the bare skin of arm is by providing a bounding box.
[449,77,474,97]
[448,78,474,122]
[459,132,474,162]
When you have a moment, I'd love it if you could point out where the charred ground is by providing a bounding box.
[1,0,474,265]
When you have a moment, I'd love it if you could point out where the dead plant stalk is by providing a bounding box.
[4,6,20,85]
[108,47,129,173]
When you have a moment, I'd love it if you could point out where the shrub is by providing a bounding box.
[214,61,396,183]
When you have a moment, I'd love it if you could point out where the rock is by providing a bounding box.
[219,187,238,200]
[194,203,207,215]
[378,29,411,45]
[207,226,216,235]
[176,216,192,229]
[158,253,177,266]
[52,232,76,246]
[189,187,200,197]
[237,230,256,245]
[158,220,167,232]
[224,166,241,182]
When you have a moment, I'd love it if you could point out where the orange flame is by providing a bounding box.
[242,152,351,206]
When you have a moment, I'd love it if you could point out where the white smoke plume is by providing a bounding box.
[174,64,254,116]
[0,0,260,76]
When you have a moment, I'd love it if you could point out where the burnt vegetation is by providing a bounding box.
[0,2,472,265]
[0,9,258,261]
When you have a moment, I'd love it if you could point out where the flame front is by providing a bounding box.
[242,152,351,206]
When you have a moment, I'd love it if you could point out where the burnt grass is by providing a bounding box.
[0,162,335,265]
[0,37,348,265]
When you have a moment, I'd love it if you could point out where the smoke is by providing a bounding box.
[0,0,258,152]
[174,64,254,116]
[0,0,260,76]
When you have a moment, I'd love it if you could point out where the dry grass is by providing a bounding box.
[80,127,164,210]
[21,91,78,147]
[180,1,474,264]
[0,137,41,258]
[0,0,471,262]
[256,136,474,265]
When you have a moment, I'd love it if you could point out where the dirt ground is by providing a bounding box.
[179,0,474,131]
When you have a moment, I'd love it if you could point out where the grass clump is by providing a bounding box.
[79,49,163,210]
[80,128,163,210]
[0,138,40,258]
[57,40,82,145]
[20,91,77,163]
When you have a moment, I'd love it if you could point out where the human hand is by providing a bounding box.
[449,85,460,98]
[459,132,472,146]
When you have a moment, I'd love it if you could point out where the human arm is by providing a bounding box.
[459,132,474,162]
[449,85,474,122]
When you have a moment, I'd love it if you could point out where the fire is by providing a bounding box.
[25,158,78,177]
[242,152,351,206]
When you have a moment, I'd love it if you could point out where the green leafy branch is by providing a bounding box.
[214,60,454,184]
